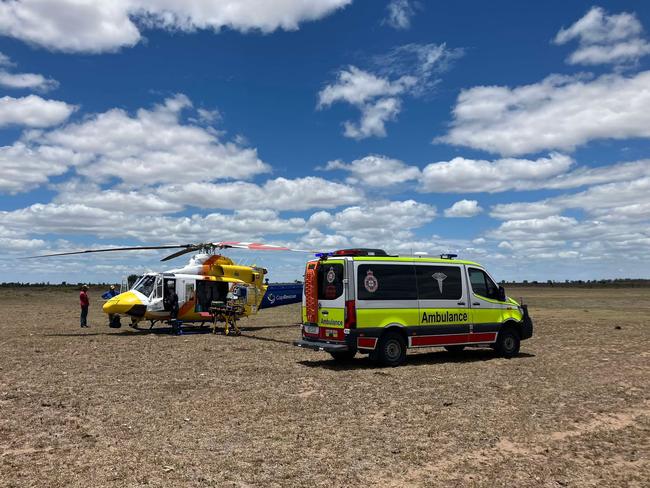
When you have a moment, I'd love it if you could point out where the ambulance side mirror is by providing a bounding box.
[498,285,506,302]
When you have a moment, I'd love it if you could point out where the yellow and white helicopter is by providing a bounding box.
[33,241,307,335]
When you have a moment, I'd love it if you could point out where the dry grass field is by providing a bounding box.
[1,286,648,487]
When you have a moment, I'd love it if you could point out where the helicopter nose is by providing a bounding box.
[103,292,146,317]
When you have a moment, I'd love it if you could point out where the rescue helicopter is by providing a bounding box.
[31,241,307,335]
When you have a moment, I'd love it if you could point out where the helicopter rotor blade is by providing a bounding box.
[213,241,313,253]
[24,240,313,261]
[25,244,193,259]
[160,246,202,262]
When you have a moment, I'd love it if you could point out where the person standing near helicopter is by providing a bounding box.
[164,281,179,320]
[79,285,90,328]
[102,285,120,328]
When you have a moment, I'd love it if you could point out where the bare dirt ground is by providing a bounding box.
[0,286,648,487]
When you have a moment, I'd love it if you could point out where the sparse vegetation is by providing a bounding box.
[1,286,648,486]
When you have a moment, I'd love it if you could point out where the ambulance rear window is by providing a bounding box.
[357,264,417,300]
[318,263,344,300]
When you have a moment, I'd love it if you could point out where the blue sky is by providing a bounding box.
[1,0,650,283]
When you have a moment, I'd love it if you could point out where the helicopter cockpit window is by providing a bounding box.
[131,276,144,289]
[133,275,156,298]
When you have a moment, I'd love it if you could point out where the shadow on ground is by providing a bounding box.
[298,350,536,370]
[42,323,300,338]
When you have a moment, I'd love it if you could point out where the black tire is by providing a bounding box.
[373,331,407,367]
[494,327,520,358]
[109,315,121,329]
[329,349,357,362]
[444,345,465,354]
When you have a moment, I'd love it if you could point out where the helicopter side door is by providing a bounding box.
[149,274,165,312]
[177,278,196,310]
[163,277,176,311]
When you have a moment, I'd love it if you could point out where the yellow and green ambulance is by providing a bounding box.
[294,249,533,366]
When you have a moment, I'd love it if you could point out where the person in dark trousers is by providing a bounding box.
[103,285,120,327]
[163,282,179,318]
[170,290,179,320]
[80,285,90,328]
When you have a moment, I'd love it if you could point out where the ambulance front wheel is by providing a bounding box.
[372,331,407,367]
[495,327,520,358]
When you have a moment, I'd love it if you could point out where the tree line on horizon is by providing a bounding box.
[2,278,649,288]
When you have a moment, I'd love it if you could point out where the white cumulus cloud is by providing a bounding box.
[554,6,650,66]
[420,153,575,193]
[0,142,88,193]
[0,203,309,243]
[0,70,58,91]
[0,52,58,91]
[438,71,650,156]
[39,94,270,186]
[158,177,363,211]
[0,0,352,53]
[444,199,482,218]
[490,176,650,221]
[318,66,415,139]
[319,43,462,139]
[0,94,75,128]
[308,200,436,242]
[323,154,421,187]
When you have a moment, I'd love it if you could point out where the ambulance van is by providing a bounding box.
[294,249,533,366]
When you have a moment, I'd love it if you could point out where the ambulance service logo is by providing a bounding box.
[326,267,336,283]
[364,270,379,293]
[432,272,447,293]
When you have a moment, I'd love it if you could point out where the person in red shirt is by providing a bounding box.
[80,285,90,328]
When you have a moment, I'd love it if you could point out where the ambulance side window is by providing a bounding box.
[357,264,417,300]
[318,263,344,300]
[469,268,500,300]
[416,266,463,300]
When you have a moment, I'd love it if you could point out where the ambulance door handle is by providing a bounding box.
[457,302,465,306]
[321,310,328,315]
[472,302,480,306]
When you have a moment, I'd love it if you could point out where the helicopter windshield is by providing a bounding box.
[133,275,157,298]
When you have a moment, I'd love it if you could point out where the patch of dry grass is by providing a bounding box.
[0,286,648,487]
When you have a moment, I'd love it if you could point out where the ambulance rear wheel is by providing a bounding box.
[444,345,465,354]
[495,327,520,358]
[373,331,407,367]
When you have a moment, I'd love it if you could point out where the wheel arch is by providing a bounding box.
[500,319,522,338]
[381,323,409,342]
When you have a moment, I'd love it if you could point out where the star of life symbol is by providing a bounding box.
[364,270,379,293]
[326,267,336,283]
[432,272,447,294]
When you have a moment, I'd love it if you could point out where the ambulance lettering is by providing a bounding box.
[421,311,469,324]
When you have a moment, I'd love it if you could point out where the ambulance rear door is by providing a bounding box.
[316,259,346,336]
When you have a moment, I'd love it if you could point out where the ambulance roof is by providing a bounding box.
[318,255,481,266]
